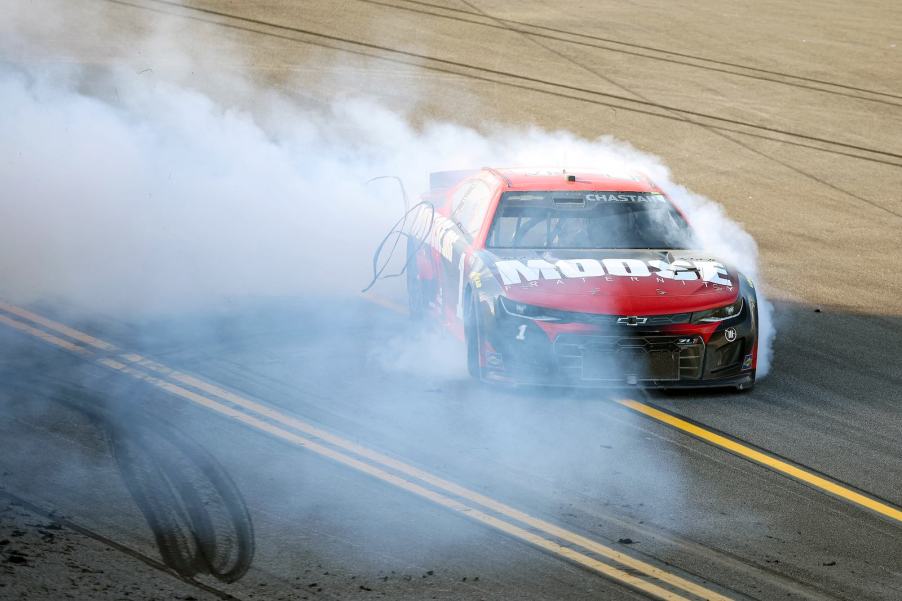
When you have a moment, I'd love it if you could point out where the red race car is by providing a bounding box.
[406,168,758,390]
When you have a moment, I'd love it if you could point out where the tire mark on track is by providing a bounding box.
[390,0,902,102]
[100,0,902,173]
[452,0,902,221]
[356,0,902,109]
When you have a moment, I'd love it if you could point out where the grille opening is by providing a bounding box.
[554,335,702,382]
[678,344,704,379]
[712,340,743,372]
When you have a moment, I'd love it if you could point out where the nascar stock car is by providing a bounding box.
[403,168,758,390]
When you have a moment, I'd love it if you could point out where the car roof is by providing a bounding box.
[485,167,660,193]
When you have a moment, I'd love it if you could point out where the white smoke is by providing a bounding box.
[0,4,774,376]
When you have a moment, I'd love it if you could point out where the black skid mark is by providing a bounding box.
[104,410,255,583]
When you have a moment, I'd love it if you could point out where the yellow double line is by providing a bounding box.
[0,301,728,601]
[361,292,902,527]
[619,400,902,525]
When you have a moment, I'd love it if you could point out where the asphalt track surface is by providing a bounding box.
[2,1,902,600]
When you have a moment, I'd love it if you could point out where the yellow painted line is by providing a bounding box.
[0,303,732,601]
[95,357,691,601]
[360,292,409,316]
[0,314,92,357]
[137,364,728,601]
[619,399,902,525]
[0,301,117,351]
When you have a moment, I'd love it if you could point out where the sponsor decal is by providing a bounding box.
[417,213,460,263]
[437,223,459,262]
[495,258,733,287]
[725,327,738,342]
[584,193,666,203]
[742,354,753,369]
[679,256,719,262]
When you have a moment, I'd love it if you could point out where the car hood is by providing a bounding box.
[483,248,741,315]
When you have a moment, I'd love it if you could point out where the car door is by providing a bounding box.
[441,177,496,325]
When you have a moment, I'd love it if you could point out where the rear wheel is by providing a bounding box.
[464,290,482,379]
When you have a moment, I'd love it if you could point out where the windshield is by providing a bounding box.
[486,191,692,249]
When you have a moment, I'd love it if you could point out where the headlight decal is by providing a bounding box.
[499,297,560,321]
[691,297,744,323]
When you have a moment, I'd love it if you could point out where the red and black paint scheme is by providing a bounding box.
[406,168,758,390]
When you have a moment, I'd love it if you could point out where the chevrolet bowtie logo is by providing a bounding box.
[617,316,648,326]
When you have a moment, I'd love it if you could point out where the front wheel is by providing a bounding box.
[735,371,756,392]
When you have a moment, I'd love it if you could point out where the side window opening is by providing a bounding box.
[449,181,476,219]
[451,179,495,239]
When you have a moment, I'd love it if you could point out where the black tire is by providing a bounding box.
[464,290,482,379]
[735,370,756,392]
[106,415,255,582]
[406,238,426,321]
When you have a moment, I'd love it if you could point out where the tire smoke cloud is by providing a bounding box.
[0,3,779,588]
[0,2,774,376]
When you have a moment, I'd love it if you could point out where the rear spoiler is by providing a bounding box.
[429,169,479,191]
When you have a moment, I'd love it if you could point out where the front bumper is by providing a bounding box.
[481,299,757,389]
